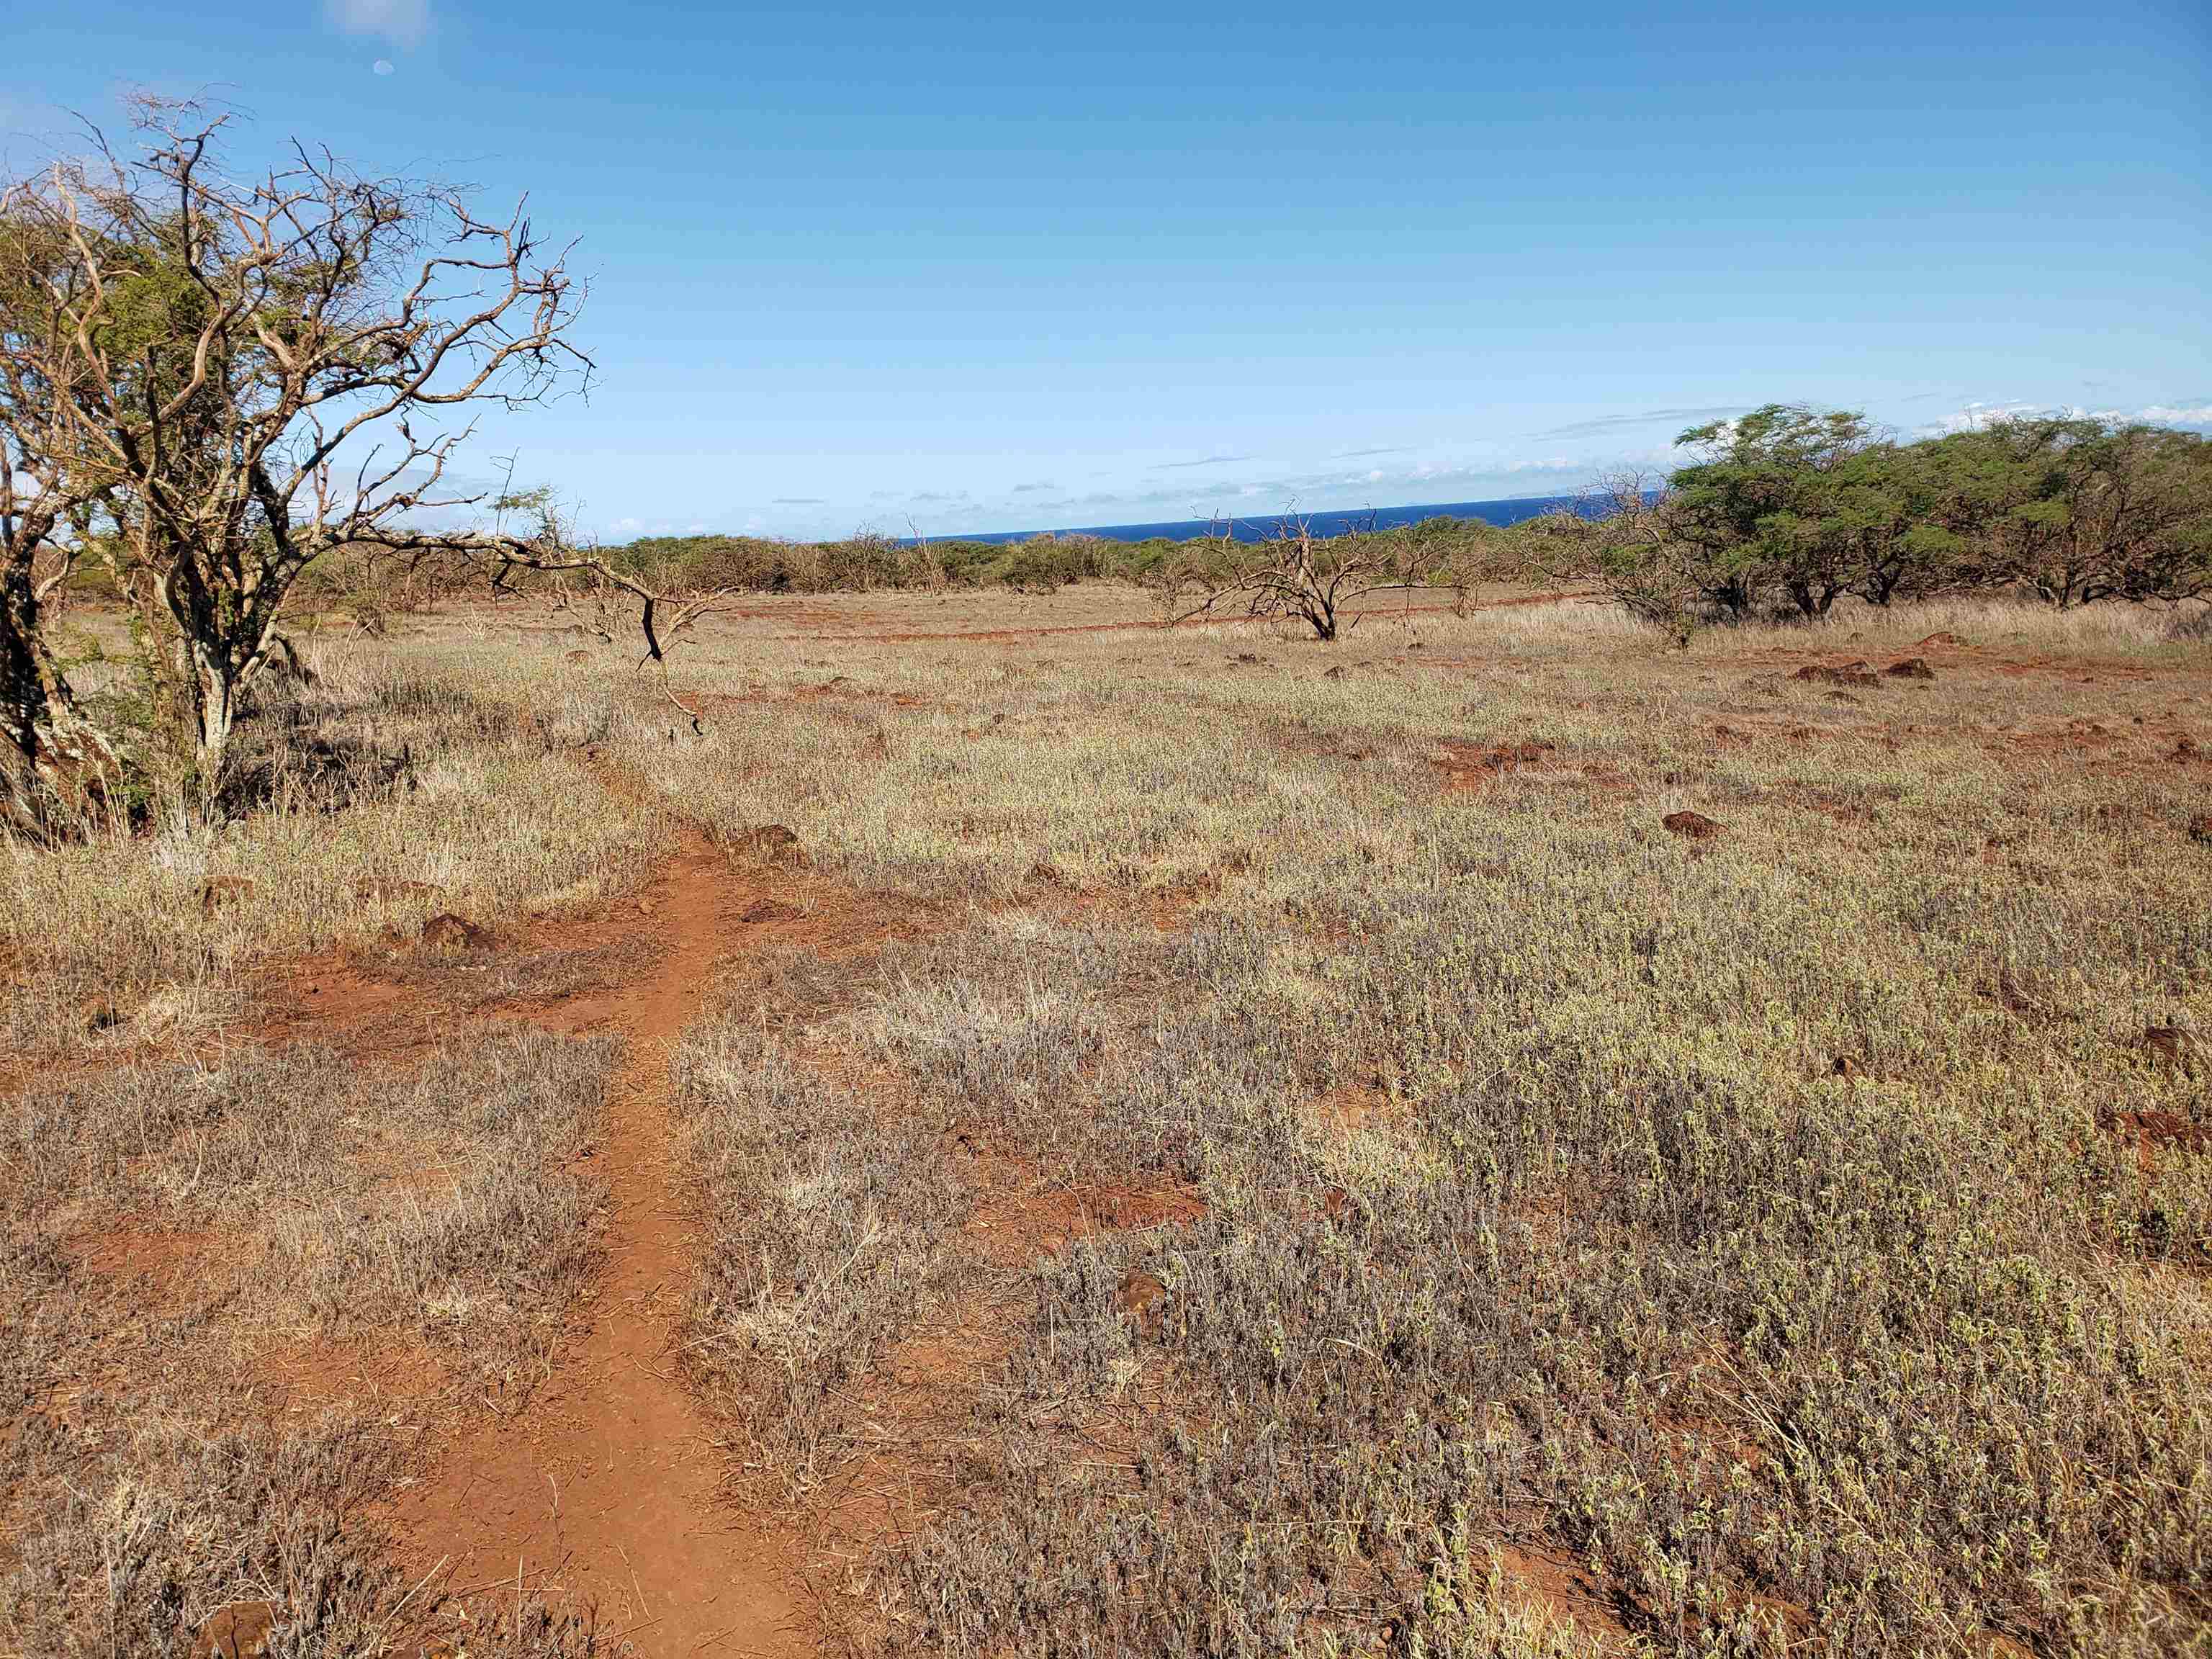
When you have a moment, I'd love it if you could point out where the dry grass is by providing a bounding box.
[0,1020,623,1655]
[0,637,671,1058]
[675,1016,968,1496]
[6,581,2211,1657]
[613,586,2212,1656]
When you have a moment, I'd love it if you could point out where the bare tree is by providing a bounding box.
[1164,510,1461,642]
[0,98,717,824]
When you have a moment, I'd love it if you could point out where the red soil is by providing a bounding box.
[232,825,924,1655]
[381,835,806,1655]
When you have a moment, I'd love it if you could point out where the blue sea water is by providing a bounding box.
[926,493,1583,546]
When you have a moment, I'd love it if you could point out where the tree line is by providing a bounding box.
[585,408,2212,631]
[1552,404,2212,626]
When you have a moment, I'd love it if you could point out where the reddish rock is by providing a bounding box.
[419,912,490,951]
[1662,810,1723,840]
[189,1602,275,1659]
[1115,1267,1166,1331]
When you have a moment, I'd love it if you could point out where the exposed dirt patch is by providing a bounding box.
[1310,1082,1395,1136]
[1663,809,1724,840]
[2110,1108,2211,1169]
[1793,662,1884,688]
[1491,1537,1641,1653]
[1432,737,1558,791]
[187,1599,274,1659]
[963,1170,1209,1267]
[63,1223,217,1285]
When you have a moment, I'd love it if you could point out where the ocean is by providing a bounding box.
[922,493,1583,547]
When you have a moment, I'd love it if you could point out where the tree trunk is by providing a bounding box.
[0,560,50,814]
[186,642,240,789]
[0,560,122,831]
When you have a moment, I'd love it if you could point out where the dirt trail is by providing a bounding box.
[389,834,804,1658]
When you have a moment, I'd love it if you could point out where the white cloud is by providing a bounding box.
[327,0,429,50]
[1926,399,2045,435]
[372,58,395,75]
[2141,403,2212,427]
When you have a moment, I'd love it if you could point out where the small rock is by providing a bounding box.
[1323,664,1347,680]
[563,648,591,664]
[2174,737,2202,763]
[2190,814,2212,844]
[189,1602,276,1659]
[419,913,490,951]
[1115,1268,1166,1327]
[1662,810,1723,840]
[1883,657,1936,680]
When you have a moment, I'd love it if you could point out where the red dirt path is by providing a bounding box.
[386,834,804,1658]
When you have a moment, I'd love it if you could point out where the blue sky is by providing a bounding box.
[7,0,2208,541]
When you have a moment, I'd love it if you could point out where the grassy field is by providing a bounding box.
[4,584,2209,1657]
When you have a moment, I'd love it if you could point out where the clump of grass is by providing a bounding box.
[675,1017,967,1494]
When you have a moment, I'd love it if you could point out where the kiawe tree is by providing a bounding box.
[1932,417,2212,608]
[0,99,703,831]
